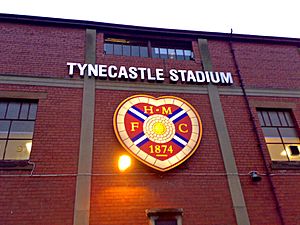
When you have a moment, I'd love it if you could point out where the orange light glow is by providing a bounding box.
[118,155,131,172]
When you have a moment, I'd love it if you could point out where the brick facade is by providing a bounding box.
[0,14,299,225]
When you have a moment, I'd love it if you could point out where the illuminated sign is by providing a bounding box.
[67,62,233,84]
[113,95,202,172]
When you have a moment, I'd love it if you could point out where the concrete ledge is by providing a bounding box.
[0,74,83,88]
[2,74,300,98]
[0,90,47,99]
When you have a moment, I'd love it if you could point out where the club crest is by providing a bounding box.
[113,95,202,172]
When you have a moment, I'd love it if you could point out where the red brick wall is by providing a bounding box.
[208,39,300,224]
[232,42,300,89]
[0,177,76,225]
[208,40,300,89]
[91,90,236,225]
[0,22,85,78]
[221,95,300,225]
[0,21,299,225]
[91,35,237,224]
[0,84,82,225]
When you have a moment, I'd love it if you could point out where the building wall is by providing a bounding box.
[208,40,300,89]
[0,22,85,78]
[91,90,235,225]
[0,18,300,225]
[0,84,82,225]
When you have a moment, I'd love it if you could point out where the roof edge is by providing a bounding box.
[0,13,300,45]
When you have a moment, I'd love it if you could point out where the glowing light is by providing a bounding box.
[26,142,32,153]
[280,149,291,157]
[118,155,131,172]
[280,150,287,156]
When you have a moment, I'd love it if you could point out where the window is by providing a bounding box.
[151,47,193,60]
[146,208,183,225]
[150,39,193,60]
[104,36,194,60]
[104,38,149,58]
[257,109,300,161]
[0,100,37,161]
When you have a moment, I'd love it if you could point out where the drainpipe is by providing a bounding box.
[228,30,285,225]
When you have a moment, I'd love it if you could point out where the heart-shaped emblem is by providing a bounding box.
[113,95,202,172]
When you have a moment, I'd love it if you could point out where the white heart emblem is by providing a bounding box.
[113,95,202,172]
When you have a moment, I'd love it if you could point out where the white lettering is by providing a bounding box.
[211,72,220,83]
[205,71,211,83]
[169,69,179,82]
[88,64,98,77]
[67,62,77,75]
[138,67,147,80]
[177,70,186,82]
[195,71,205,82]
[187,70,196,83]
[108,65,117,78]
[66,62,233,85]
[220,72,233,84]
[98,65,107,77]
[77,63,87,76]
[156,69,164,81]
[147,68,156,81]
[118,66,128,79]
[128,67,138,80]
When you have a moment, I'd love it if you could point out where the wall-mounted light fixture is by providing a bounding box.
[249,171,262,182]
[118,155,132,172]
